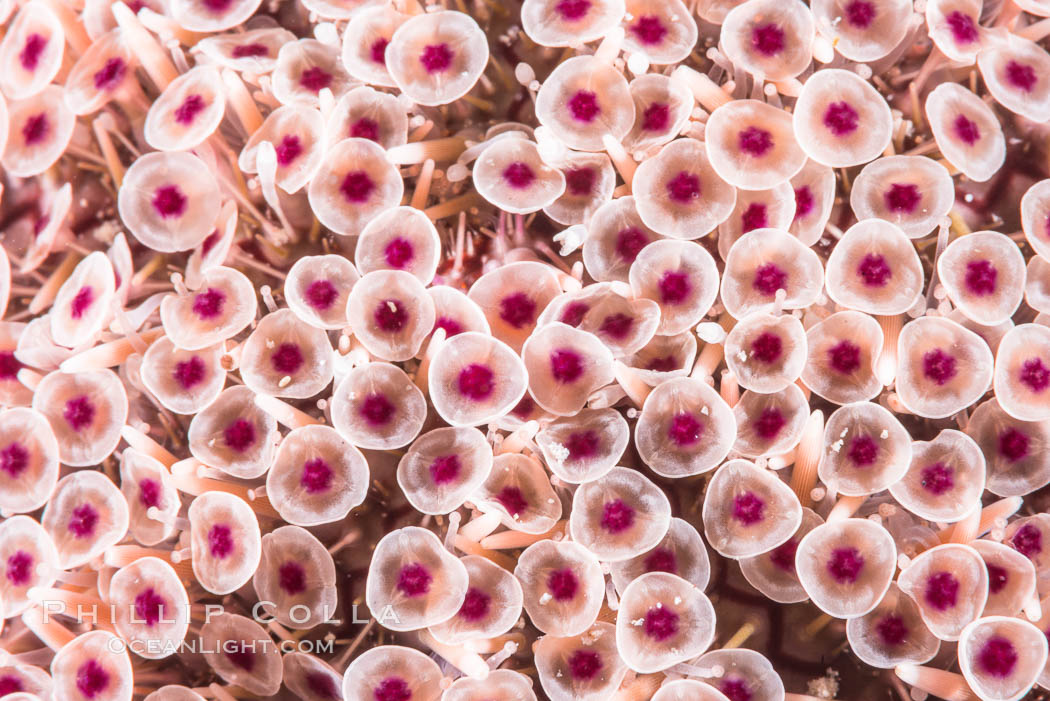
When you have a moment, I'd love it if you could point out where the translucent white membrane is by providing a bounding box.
[442,669,537,701]
[971,540,1037,618]
[515,539,604,637]
[267,424,368,526]
[520,0,625,46]
[827,218,924,314]
[328,86,408,151]
[889,429,986,523]
[696,648,785,701]
[846,582,940,668]
[187,385,277,479]
[802,310,884,404]
[544,150,616,226]
[33,369,128,467]
[429,555,524,644]
[51,632,133,701]
[1016,0,1050,14]
[611,517,711,594]
[194,27,294,74]
[118,151,222,253]
[272,39,353,107]
[994,324,1050,421]
[965,398,1050,497]
[0,515,57,617]
[720,228,824,318]
[720,0,816,80]
[896,316,994,419]
[2,86,75,177]
[788,158,837,246]
[170,0,261,31]
[522,322,614,416]
[535,408,629,484]
[110,556,190,659]
[582,196,663,283]
[938,231,1026,326]
[397,426,493,513]
[925,82,1006,183]
[468,261,563,351]
[818,401,912,496]
[307,138,404,236]
[366,526,468,631]
[796,518,897,618]
[702,459,802,559]
[141,337,224,415]
[1021,179,1050,259]
[812,0,912,61]
[898,544,988,641]
[285,254,358,330]
[161,267,257,350]
[253,525,337,629]
[706,99,806,190]
[626,331,698,385]
[282,653,342,701]
[120,448,179,547]
[0,407,58,515]
[732,385,808,457]
[724,312,807,394]
[616,572,715,672]
[241,309,334,399]
[330,362,425,450]
[429,285,491,338]
[958,616,1048,701]
[42,471,128,569]
[653,679,731,701]
[629,239,718,335]
[0,1,62,99]
[622,0,698,64]
[429,331,528,426]
[947,307,1014,354]
[1027,256,1050,314]
[632,138,737,239]
[187,492,261,595]
[850,156,954,239]
[341,5,406,88]
[740,507,823,604]
[239,105,325,195]
[48,251,115,349]
[64,29,136,116]
[793,68,893,168]
[716,181,796,260]
[199,613,281,695]
[539,284,661,358]
[347,270,435,361]
[474,138,566,214]
[635,376,736,477]
[144,66,225,152]
[569,466,671,561]
[977,34,1050,123]
[0,663,54,699]
[475,453,561,534]
[535,623,628,701]
[535,56,634,152]
[625,74,693,154]
[386,11,488,106]
[926,0,985,63]
[302,0,383,19]
[342,645,443,701]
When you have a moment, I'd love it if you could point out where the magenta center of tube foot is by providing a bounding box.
[630,15,667,45]
[429,455,461,485]
[457,363,495,400]
[732,491,766,525]
[223,418,256,453]
[923,570,959,611]
[547,567,579,601]
[666,171,702,204]
[502,161,536,189]
[750,331,783,364]
[341,170,376,204]
[278,561,307,595]
[373,299,408,332]
[360,393,395,426]
[753,407,786,440]
[668,412,703,446]
[1020,357,1050,392]
[458,586,491,621]
[752,263,788,296]
[173,356,206,389]
[550,348,585,383]
[922,348,958,385]
[69,503,100,538]
[420,43,453,73]
[301,457,333,494]
[63,395,95,432]
[751,23,785,56]
[844,0,876,27]
[0,442,29,479]
[1011,523,1042,559]
[555,0,590,20]
[499,291,537,329]
[152,184,187,219]
[643,605,679,641]
[5,550,33,586]
[567,649,603,680]
[977,636,1018,678]
[826,546,865,583]
[75,660,110,700]
[173,94,206,125]
[396,562,432,597]
[738,126,774,157]
[567,90,600,123]
[208,523,234,558]
[600,498,635,534]
[999,428,1030,462]
[192,287,225,319]
[919,462,954,495]
[134,587,167,626]
[305,279,339,311]
[823,101,860,136]
[564,431,600,461]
